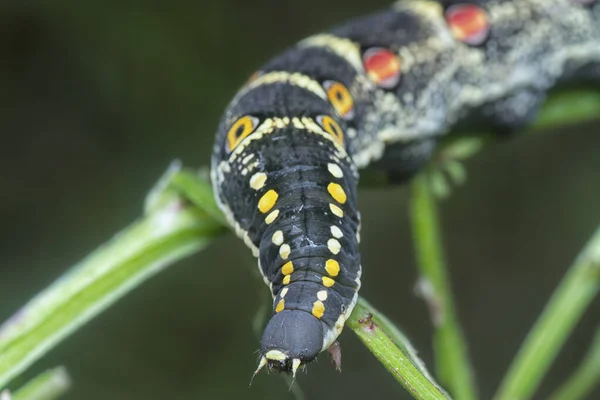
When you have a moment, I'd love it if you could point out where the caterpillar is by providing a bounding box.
[210,0,600,378]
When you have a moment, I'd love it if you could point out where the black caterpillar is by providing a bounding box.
[211,0,600,377]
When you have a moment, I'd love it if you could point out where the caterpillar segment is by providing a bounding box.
[211,0,600,378]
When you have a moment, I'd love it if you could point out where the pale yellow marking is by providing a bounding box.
[327,238,341,255]
[327,163,344,178]
[330,225,344,239]
[312,300,325,319]
[317,290,328,301]
[322,276,335,287]
[282,261,294,275]
[327,182,347,204]
[300,34,364,72]
[247,160,260,173]
[283,275,291,285]
[237,71,327,101]
[266,350,287,361]
[258,190,278,213]
[329,203,344,218]
[272,230,284,246]
[292,117,304,129]
[280,287,289,298]
[265,209,280,224]
[242,153,255,165]
[325,259,340,277]
[279,244,291,260]
[249,172,267,190]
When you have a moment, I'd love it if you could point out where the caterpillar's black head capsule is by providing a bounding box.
[255,310,324,377]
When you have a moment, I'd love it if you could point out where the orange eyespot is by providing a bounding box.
[226,116,259,152]
[317,115,344,146]
[324,81,354,119]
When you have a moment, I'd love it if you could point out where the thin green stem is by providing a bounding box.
[494,226,600,400]
[409,172,477,400]
[12,367,70,400]
[548,327,600,400]
[354,298,449,397]
[347,298,451,400]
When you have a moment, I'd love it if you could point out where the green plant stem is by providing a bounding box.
[409,172,477,400]
[12,367,70,400]
[548,327,600,400]
[347,298,451,400]
[0,168,224,389]
[354,298,449,397]
[494,227,600,400]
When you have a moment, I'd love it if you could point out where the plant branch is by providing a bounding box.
[548,327,600,400]
[409,171,477,400]
[347,298,451,400]
[12,367,70,400]
[494,226,600,400]
[0,166,225,389]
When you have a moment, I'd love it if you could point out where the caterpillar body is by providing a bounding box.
[211,0,600,377]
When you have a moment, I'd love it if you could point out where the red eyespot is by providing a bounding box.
[445,4,490,46]
[362,48,402,89]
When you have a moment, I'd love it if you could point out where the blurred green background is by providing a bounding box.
[1,1,599,399]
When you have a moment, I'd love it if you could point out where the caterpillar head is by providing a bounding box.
[254,310,324,377]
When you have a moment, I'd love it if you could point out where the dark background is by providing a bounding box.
[0,1,599,399]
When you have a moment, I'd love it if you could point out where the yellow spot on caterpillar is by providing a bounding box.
[249,172,267,190]
[329,203,344,218]
[322,276,335,287]
[312,300,325,319]
[282,261,294,275]
[265,209,279,224]
[280,287,289,298]
[327,239,341,255]
[283,275,291,285]
[327,183,347,204]
[330,225,344,239]
[258,190,278,213]
[325,259,340,277]
[275,299,285,313]
[272,230,284,245]
[317,290,328,301]
[279,244,291,259]
[327,163,343,178]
